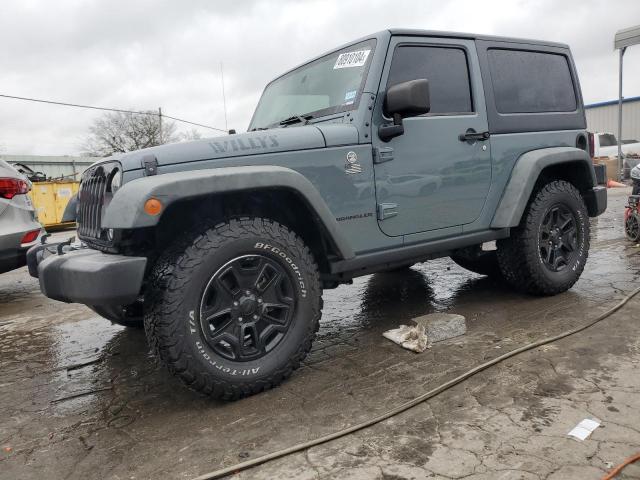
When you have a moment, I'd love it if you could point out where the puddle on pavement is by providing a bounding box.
[319,259,495,341]
[51,317,124,368]
[48,317,125,414]
[0,314,150,416]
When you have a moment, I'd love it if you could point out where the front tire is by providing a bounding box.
[144,218,322,400]
[497,180,589,295]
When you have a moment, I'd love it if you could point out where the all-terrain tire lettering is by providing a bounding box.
[144,217,321,400]
[497,180,589,295]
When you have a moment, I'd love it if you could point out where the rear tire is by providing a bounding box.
[144,217,322,400]
[497,180,589,295]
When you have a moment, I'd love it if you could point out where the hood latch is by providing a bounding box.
[141,154,158,176]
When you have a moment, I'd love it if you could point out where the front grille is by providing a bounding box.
[77,162,119,244]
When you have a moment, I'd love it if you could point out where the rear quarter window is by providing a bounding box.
[487,49,577,114]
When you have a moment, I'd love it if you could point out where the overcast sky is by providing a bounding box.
[1,0,639,156]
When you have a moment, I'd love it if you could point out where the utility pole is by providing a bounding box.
[220,62,228,131]
[158,107,163,144]
[614,25,640,181]
[617,47,625,181]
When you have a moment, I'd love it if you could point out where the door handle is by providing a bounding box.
[458,130,490,142]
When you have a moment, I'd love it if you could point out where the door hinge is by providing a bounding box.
[141,154,158,176]
[373,146,394,164]
[377,202,398,221]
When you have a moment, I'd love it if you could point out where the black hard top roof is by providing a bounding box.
[259,29,570,100]
[387,28,569,49]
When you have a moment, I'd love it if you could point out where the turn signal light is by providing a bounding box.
[144,198,162,216]
[20,229,40,245]
[0,178,29,199]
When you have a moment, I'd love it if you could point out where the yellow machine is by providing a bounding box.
[28,181,79,229]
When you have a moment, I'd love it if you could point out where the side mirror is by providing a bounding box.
[379,79,430,142]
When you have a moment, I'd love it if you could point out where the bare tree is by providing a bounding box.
[179,128,203,141]
[84,110,178,157]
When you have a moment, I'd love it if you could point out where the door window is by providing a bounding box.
[386,46,473,115]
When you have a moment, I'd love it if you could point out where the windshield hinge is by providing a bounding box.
[141,154,158,176]
[373,146,394,164]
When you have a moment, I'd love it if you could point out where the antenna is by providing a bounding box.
[220,62,228,131]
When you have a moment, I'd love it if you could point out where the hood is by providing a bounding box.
[110,124,359,172]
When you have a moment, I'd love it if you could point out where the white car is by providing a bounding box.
[590,132,640,158]
[589,132,640,178]
[0,160,43,273]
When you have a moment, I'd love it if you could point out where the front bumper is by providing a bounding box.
[584,186,607,217]
[27,242,147,306]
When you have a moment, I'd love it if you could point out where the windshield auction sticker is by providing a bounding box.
[334,49,371,69]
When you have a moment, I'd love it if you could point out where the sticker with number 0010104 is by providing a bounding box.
[334,50,370,69]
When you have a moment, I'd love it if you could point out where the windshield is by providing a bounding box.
[249,39,376,130]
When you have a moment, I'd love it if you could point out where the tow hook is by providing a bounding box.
[56,237,76,255]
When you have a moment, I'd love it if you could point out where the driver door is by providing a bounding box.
[373,37,491,237]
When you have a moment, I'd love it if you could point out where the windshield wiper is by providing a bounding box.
[279,114,314,126]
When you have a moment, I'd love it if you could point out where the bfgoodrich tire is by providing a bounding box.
[497,180,589,295]
[144,218,322,400]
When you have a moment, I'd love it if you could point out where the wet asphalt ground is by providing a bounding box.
[1,187,640,480]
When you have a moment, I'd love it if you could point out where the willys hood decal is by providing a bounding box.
[102,124,358,172]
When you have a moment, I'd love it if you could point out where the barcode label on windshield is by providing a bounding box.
[334,49,371,69]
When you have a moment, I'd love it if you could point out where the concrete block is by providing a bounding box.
[412,313,466,343]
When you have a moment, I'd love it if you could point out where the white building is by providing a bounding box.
[585,96,640,142]
[0,154,95,180]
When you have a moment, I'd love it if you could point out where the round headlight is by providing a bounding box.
[109,168,122,193]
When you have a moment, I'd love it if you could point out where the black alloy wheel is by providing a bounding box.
[538,204,579,272]
[199,254,296,361]
[497,180,589,295]
[143,217,322,400]
[626,213,640,242]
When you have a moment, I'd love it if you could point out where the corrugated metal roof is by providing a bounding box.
[585,96,640,109]
[0,154,96,180]
[615,25,640,49]
[0,154,95,165]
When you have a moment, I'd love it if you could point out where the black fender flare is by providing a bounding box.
[491,147,597,228]
[102,165,355,260]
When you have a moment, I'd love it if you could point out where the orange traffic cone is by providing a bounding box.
[607,179,627,188]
